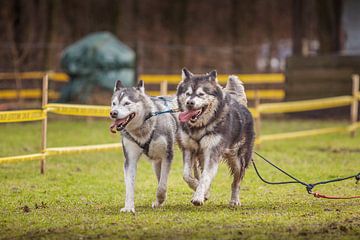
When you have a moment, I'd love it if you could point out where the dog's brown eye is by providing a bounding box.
[198,92,204,97]
[112,102,116,106]
[186,92,191,96]
[124,102,130,106]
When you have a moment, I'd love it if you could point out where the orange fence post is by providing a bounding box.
[40,73,49,174]
[351,74,359,137]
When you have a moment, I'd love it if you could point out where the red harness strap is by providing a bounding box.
[312,192,360,199]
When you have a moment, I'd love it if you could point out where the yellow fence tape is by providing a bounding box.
[248,108,258,118]
[0,89,59,99]
[257,123,360,144]
[46,103,110,117]
[0,72,284,84]
[259,96,353,114]
[1,124,359,164]
[146,89,285,100]
[2,123,358,164]
[46,143,122,156]
[48,72,70,82]
[0,95,354,122]
[0,109,45,123]
[0,153,45,164]
[258,126,348,143]
[140,73,285,85]
[0,143,122,164]
[0,71,69,82]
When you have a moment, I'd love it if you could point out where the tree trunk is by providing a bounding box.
[292,0,303,56]
[44,0,61,70]
[316,0,342,54]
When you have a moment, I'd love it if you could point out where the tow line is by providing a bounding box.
[252,151,360,199]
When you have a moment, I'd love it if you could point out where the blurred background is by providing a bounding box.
[0,0,359,107]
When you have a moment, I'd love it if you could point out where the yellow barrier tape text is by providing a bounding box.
[0,153,44,164]
[0,109,45,123]
[46,103,110,117]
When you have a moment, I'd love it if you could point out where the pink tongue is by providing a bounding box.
[115,118,127,125]
[110,118,126,129]
[179,110,200,122]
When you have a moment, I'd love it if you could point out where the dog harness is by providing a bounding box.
[121,129,155,155]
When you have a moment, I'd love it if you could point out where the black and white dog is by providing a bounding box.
[176,68,255,206]
[110,80,178,213]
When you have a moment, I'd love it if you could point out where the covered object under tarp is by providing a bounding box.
[60,32,135,102]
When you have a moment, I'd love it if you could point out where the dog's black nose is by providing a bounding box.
[186,100,195,108]
[110,110,118,118]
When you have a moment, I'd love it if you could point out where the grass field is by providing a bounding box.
[0,117,359,239]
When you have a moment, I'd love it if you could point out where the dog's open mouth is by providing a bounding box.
[179,106,207,123]
[110,113,136,133]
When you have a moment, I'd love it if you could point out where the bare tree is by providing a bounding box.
[2,0,36,103]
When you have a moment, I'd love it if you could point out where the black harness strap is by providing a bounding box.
[122,129,155,154]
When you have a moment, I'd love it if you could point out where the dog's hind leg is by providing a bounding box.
[228,157,243,206]
[152,161,161,183]
[229,139,253,207]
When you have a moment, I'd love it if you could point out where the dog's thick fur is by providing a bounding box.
[176,68,255,206]
[110,80,178,213]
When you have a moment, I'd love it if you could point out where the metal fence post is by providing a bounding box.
[40,73,49,174]
[350,74,359,137]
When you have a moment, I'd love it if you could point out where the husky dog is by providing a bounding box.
[176,68,255,206]
[110,80,178,213]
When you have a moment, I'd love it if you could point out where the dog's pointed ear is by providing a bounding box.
[136,80,145,93]
[114,80,123,92]
[182,68,193,80]
[208,70,217,81]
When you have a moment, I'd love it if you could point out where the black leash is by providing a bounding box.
[252,151,360,198]
[145,96,179,121]
[144,109,179,121]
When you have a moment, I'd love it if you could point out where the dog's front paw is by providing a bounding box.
[120,207,135,213]
[191,197,204,206]
[229,199,241,207]
[152,201,164,209]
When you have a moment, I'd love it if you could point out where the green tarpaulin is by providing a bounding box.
[60,32,135,102]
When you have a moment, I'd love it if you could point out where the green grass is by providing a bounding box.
[0,118,359,239]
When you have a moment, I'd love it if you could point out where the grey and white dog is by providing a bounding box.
[176,68,255,206]
[110,80,178,213]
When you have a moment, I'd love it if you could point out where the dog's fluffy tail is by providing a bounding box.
[224,75,248,106]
